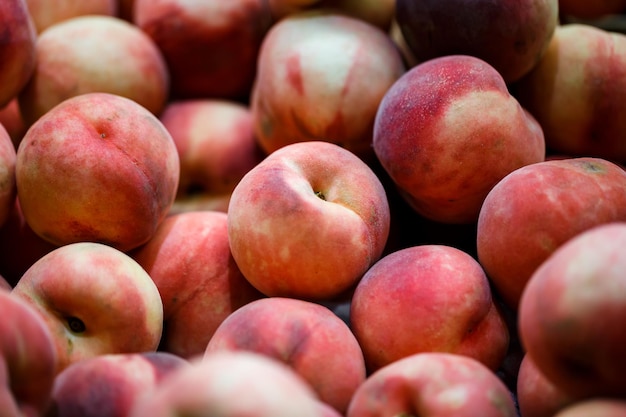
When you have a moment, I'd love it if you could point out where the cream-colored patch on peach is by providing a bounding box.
[435,386,469,409]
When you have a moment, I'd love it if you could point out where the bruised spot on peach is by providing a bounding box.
[286,53,304,95]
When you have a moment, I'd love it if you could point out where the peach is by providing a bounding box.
[346,352,517,417]
[0,288,57,417]
[205,297,366,414]
[18,15,169,127]
[129,351,327,417]
[227,140,390,300]
[349,244,510,374]
[11,242,164,374]
[130,210,265,359]
[0,123,17,229]
[49,352,188,417]
[395,0,558,83]
[519,222,626,398]
[477,157,626,310]
[15,92,180,252]
[133,0,272,101]
[0,0,37,108]
[159,99,266,214]
[251,11,405,161]
[373,54,545,224]
[512,24,626,163]
[24,0,118,33]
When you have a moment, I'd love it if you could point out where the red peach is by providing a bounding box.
[373,54,545,224]
[0,0,37,108]
[133,0,272,101]
[350,244,510,374]
[251,11,405,160]
[519,222,626,398]
[553,399,626,417]
[205,297,366,414]
[18,15,169,127]
[11,242,164,374]
[346,352,517,417]
[477,157,626,310]
[512,24,626,163]
[16,92,180,252]
[130,211,265,359]
[559,0,626,19]
[0,123,16,229]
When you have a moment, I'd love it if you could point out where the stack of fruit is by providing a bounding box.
[1,0,626,416]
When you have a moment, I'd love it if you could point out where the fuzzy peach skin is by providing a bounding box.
[373,54,545,224]
[346,352,517,417]
[395,0,558,84]
[24,0,118,33]
[18,15,169,127]
[49,352,188,417]
[558,0,626,19]
[251,11,405,161]
[159,99,266,214]
[516,353,576,417]
[0,123,17,229]
[227,140,390,300]
[512,24,626,163]
[0,0,37,108]
[350,245,509,374]
[205,297,366,414]
[15,92,180,252]
[477,157,626,310]
[0,289,57,417]
[11,242,164,374]
[133,0,272,101]
[130,211,265,359]
[519,222,626,399]
[129,351,327,417]
[552,399,626,417]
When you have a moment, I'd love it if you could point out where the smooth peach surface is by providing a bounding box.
[0,124,17,229]
[130,211,264,359]
[346,352,517,417]
[477,157,626,310]
[513,24,626,163]
[516,353,576,417]
[16,92,180,252]
[227,141,390,300]
[0,0,37,108]
[0,289,57,417]
[159,99,265,213]
[18,15,169,126]
[251,11,405,160]
[11,242,164,374]
[350,245,509,374]
[519,222,626,398]
[49,352,188,417]
[373,54,545,224]
[129,351,326,417]
[24,0,118,33]
[205,297,366,414]
[133,0,272,100]
[395,0,558,83]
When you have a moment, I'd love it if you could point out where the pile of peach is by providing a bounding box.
[2,0,626,416]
